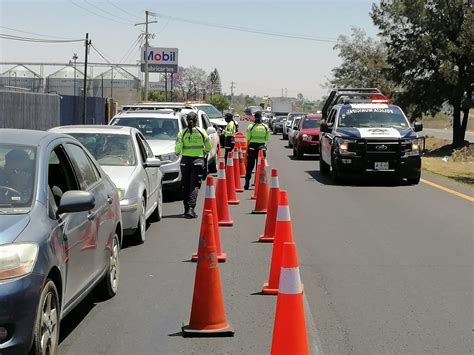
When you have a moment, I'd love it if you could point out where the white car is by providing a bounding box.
[50,125,165,243]
[288,116,303,148]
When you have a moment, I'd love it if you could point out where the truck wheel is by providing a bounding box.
[407,174,421,185]
[319,155,330,174]
[331,157,340,183]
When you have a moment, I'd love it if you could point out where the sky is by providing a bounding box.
[0,0,380,100]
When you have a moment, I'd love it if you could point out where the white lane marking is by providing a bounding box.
[304,293,324,355]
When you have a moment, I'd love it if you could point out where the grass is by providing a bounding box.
[422,137,474,187]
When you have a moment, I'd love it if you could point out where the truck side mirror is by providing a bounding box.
[413,121,423,132]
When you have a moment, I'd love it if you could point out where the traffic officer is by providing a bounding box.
[175,112,212,218]
[223,113,237,163]
[244,111,270,190]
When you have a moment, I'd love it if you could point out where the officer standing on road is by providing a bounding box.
[244,111,269,190]
[223,113,237,163]
[175,112,212,218]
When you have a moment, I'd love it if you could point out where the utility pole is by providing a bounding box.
[73,53,78,96]
[230,81,236,108]
[135,11,157,101]
[83,33,91,125]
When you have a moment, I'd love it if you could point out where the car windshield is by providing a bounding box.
[111,117,179,140]
[197,105,222,119]
[275,116,286,122]
[302,119,322,129]
[69,133,136,166]
[0,144,36,212]
[339,106,409,128]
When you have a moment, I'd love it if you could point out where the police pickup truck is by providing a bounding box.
[319,102,424,184]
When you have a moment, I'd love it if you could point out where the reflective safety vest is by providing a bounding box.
[175,127,212,157]
[224,120,236,138]
[246,123,270,144]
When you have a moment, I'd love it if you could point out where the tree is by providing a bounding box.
[371,0,473,146]
[172,66,186,98]
[330,28,394,95]
[148,91,167,102]
[297,93,304,102]
[208,68,222,97]
[208,94,229,112]
[182,66,207,100]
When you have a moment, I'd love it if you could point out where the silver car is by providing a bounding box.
[288,116,303,148]
[50,126,164,244]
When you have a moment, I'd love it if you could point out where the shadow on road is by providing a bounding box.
[59,293,96,344]
[305,170,408,187]
[162,213,186,219]
[287,154,319,161]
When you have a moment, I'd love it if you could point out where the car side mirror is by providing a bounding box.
[207,127,217,135]
[144,157,169,168]
[58,191,95,214]
[320,122,331,133]
[413,121,423,132]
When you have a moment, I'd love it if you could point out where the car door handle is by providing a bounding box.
[87,211,97,220]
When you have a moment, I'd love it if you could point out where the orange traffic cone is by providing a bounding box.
[233,147,244,193]
[192,176,226,262]
[182,210,234,337]
[239,147,246,178]
[251,151,264,200]
[259,168,280,242]
[262,190,294,295]
[252,158,269,214]
[270,242,309,354]
[226,151,240,205]
[216,162,233,226]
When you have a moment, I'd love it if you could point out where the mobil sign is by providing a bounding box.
[141,47,178,73]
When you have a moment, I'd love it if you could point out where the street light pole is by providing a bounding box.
[73,53,78,96]
[135,11,157,101]
[83,33,91,124]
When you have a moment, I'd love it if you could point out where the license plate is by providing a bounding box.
[374,162,389,170]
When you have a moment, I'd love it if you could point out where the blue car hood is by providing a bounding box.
[336,127,416,139]
[0,214,31,244]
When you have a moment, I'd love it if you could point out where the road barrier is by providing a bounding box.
[182,210,234,337]
[270,242,309,354]
[216,162,234,226]
[226,151,240,205]
[192,176,226,262]
[259,168,280,242]
[262,191,294,295]
[252,157,269,214]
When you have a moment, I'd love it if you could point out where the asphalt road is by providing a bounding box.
[422,128,474,143]
[58,128,473,355]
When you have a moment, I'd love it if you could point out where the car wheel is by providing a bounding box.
[32,279,60,355]
[273,128,277,135]
[133,198,146,244]
[208,155,218,174]
[296,145,304,160]
[331,158,340,183]
[95,232,120,300]
[149,187,162,222]
[406,174,421,185]
[319,155,330,175]
[283,133,288,140]
[288,138,293,148]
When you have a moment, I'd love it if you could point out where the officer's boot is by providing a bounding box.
[244,179,250,190]
[186,206,198,219]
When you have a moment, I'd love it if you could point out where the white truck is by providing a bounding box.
[271,98,292,115]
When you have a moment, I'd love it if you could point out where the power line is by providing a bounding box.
[152,12,338,42]
[82,0,134,24]
[106,0,142,20]
[90,43,115,64]
[120,34,142,63]
[0,25,74,40]
[0,33,84,43]
[68,0,132,26]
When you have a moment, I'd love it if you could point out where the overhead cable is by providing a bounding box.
[68,0,133,25]
[0,33,84,43]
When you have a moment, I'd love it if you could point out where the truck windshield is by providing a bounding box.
[338,106,409,128]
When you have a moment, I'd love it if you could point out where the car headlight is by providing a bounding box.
[336,138,356,155]
[158,153,179,162]
[117,188,125,201]
[409,139,420,151]
[302,134,312,141]
[0,243,38,280]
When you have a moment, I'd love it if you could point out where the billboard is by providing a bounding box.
[141,47,178,73]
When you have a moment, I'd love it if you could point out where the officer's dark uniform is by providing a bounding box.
[244,112,270,190]
[175,113,212,218]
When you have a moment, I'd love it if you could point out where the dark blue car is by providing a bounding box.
[0,129,122,354]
